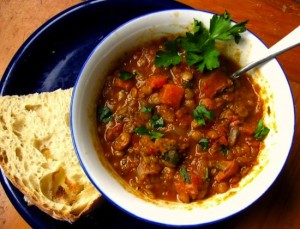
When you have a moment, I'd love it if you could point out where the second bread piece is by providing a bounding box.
[0,88,101,223]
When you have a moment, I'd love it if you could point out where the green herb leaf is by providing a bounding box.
[180,29,208,53]
[199,138,209,150]
[180,167,191,184]
[134,125,148,135]
[221,145,229,155]
[193,18,202,33]
[185,51,204,66]
[193,104,213,126]
[162,150,182,167]
[254,119,270,141]
[97,106,113,123]
[140,106,153,113]
[154,40,182,67]
[119,70,136,80]
[154,11,247,72]
[148,130,164,140]
[180,22,220,72]
[134,125,164,140]
[149,114,164,129]
[197,43,220,72]
[205,167,210,180]
[209,11,248,43]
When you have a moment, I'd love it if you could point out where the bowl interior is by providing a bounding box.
[71,9,295,226]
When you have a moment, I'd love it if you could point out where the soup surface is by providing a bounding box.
[96,38,266,203]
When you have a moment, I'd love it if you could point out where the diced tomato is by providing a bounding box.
[147,75,168,89]
[174,174,202,203]
[176,111,193,130]
[239,123,257,135]
[214,124,228,146]
[190,174,201,187]
[114,78,134,91]
[199,70,233,98]
[218,135,228,146]
[159,84,185,108]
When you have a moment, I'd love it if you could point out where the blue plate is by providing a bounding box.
[0,0,191,228]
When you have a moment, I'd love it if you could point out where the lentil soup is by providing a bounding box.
[96,37,266,203]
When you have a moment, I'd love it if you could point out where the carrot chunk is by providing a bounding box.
[147,75,168,89]
[200,70,233,98]
[114,78,134,91]
[159,84,185,108]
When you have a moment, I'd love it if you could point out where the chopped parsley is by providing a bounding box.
[199,138,209,150]
[180,167,191,184]
[134,125,164,140]
[149,114,164,129]
[119,70,136,80]
[221,145,229,155]
[193,104,213,126]
[154,40,182,67]
[205,167,210,180]
[97,106,113,123]
[254,119,270,141]
[154,11,247,72]
[147,130,164,140]
[209,11,248,43]
[162,150,182,167]
[140,106,153,113]
[134,125,148,135]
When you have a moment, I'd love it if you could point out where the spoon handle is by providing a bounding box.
[231,26,300,79]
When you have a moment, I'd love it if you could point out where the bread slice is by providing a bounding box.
[0,88,101,223]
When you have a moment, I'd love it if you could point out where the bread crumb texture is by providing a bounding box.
[0,88,101,223]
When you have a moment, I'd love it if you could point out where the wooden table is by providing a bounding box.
[0,0,299,228]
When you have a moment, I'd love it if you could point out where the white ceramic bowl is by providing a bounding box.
[70,9,295,227]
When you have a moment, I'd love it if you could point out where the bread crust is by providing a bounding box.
[0,88,101,223]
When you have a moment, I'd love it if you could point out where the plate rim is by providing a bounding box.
[0,0,192,228]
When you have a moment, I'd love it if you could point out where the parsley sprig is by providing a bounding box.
[97,106,113,123]
[254,119,270,141]
[134,125,164,140]
[180,167,191,184]
[140,106,153,113]
[154,11,247,72]
[154,40,182,67]
[119,70,137,80]
[193,104,213,126]
[149,114,164,129]
[199,138,209,150]
[209,11,248,43]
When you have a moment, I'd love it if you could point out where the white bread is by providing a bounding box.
[0,88,101,223]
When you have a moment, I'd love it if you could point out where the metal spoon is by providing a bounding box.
[231,26,300,79]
